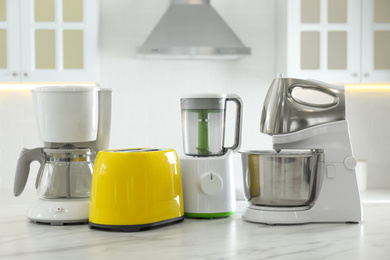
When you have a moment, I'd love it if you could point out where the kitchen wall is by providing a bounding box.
[0,0,389,194]
[346,86,390,189]
[98,0,276,197]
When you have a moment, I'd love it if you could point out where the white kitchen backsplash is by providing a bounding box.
[0,0,389,193]
[346,88,390,189]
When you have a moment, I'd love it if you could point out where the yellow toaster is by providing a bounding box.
[89,148,184,232]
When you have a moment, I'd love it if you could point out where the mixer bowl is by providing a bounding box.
[240,150,322,207]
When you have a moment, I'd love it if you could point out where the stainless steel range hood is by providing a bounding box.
[136,0,251,60]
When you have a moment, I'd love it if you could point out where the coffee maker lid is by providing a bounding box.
[32,85,99,93]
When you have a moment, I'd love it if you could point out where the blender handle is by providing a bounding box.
[14,148,45,197]
[224,94,243,151]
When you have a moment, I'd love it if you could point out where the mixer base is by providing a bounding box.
[242,204,313,224]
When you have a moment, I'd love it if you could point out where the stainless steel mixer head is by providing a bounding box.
[260,78,346,135]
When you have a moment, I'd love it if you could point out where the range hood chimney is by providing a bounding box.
[136,0,251,60]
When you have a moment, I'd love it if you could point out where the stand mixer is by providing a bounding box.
[240,78,362,224]
[14,86,112,225]
[180,94,242,218]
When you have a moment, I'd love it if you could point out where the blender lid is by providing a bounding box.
[31,85,99,93]
[181,93,228,99]
[181,97,225,110]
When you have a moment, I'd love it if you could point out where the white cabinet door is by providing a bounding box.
[0,0,98,82]
[284,0,361,83]
[361,0,390,82]
[0,0,22,82]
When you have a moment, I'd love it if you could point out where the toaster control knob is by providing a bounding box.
[200,172,223,195]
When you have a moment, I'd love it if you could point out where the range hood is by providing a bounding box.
[136,0,251,60]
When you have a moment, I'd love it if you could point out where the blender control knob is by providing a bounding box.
[200,172,223,195]
[344,156,357,170]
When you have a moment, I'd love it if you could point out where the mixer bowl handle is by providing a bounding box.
[14,148,45,197]
[224,94,243,151]
[240,152,251,201]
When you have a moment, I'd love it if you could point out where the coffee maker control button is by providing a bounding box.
[51,207,63,213]
[200,173,223,195]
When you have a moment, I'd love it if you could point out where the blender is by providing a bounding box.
[180,94,242,218]
[14,86,112,225]
[240,77,362,224]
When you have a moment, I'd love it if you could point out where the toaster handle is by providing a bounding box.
[224,94,243,151]
[14,148,45,197]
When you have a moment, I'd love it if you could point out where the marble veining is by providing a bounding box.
[1,192,390,260]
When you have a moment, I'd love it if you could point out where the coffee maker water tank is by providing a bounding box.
[31,86,99,143]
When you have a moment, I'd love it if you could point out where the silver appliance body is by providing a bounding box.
[240,150,322,207]
[260,78,345,135]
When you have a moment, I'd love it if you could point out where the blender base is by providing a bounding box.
[27,198,90,225]
[180,150,236,218]
[184,211,235,219]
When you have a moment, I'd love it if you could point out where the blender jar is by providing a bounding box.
[181,95,242,156]
[37,148,94,199]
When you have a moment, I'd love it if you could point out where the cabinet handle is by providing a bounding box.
[23,73,28,77]
[352,73,358,77]
[364,73,369,77]
[12,72,19,77]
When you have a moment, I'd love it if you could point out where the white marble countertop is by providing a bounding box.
[1,190,390,260]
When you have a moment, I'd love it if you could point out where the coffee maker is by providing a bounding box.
[240,78,362,224]
[14,86,112,225]
[180,94,242,218]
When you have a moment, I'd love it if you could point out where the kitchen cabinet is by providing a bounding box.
[0,0,98,82]
[276,0,390,83]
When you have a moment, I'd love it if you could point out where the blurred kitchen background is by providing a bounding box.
[0,0,389,196]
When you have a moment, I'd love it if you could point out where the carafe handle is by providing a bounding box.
[224,94,243,151]
[14,148,45,197]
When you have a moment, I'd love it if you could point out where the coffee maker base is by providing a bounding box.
[27,198,90,225]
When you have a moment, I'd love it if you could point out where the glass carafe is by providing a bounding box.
[181,94,242,157]
[37,148,94,199]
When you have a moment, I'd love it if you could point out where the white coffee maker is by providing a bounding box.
[14,85,112,225]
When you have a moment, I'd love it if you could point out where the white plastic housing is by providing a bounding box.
[32,86,99,143]
[180,150,236,214]
[27,198,89,224]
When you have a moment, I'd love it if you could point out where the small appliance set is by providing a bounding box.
[13,77,362,229]
[240,77,362,224]
[14,86,112,225]
[89,148,184,232]
[179,94,242,218]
